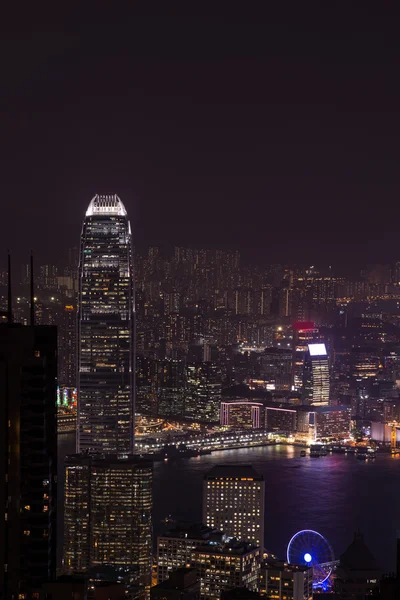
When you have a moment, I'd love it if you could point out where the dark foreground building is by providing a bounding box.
[335,531,380,598]
[0,324,58,599]
[151,568,200,600]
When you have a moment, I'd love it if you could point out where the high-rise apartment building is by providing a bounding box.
[77,194,135,454]
[191,540,261,600]
[63,454,152,600]
[302,343,330,406]
[0,324,57,599]
[203,465,265,548]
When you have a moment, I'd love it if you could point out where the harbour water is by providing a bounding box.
[58,434,400,571]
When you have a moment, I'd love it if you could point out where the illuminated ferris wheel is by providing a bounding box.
[287,529,335,588]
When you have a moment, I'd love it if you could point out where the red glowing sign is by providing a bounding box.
[292,321,315,331]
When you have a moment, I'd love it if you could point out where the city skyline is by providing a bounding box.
[3,5,400,599]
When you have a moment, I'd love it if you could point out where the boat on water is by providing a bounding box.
[310,444,327,457]
[300,450,307,457]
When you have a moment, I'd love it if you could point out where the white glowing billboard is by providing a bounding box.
[308,343,327,357]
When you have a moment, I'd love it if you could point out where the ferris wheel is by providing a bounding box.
[287,529,335,588]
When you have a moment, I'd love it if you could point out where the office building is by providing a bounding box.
[63,454,152,600]
[350,347,380,381]
[203,465,265,548]
[151,568,200,600]
[191,540,261,600]
[260,560,313,600]
[0,323,57,599]
[302,343,330,406]
[220,399,266,429]
[259,348,292,391]
[157,523,223,583]
[185,363,222,422]
[157,358,186,417]
[77,194,135,454]
[292,322,319,393]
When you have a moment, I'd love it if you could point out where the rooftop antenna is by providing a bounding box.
[7,251,12,323]
[30,251,35,326]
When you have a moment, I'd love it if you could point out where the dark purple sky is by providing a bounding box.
[1,4,400,268]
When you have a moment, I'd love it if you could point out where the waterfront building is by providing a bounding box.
[203,465,265,548]
[220,399,266,429]
[265,404,297,432]
[296,405,351,442]
[77,194,135,454]
[63,454,152,600]
[0,323,58,599]
[191,540,261,600]
[302,343,330,406]
[260,560,313,600]
[157,523,223,583]
[151,568,200,600]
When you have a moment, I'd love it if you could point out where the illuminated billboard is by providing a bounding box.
[308,343,327,357]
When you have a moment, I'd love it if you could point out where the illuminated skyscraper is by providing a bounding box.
[77,194,134,454]
[292,322,319,393]
[203,465,265,548]
[302,343,330,406]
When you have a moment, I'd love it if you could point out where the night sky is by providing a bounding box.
[1,4,400,268]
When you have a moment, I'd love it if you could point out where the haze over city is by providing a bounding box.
[2,5,400,600]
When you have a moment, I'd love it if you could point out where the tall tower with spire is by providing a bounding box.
[77,194,135,454]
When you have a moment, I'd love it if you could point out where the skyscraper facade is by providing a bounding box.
[77,194,135,454]
[63,454,153,600]
[0,324,58,599]
[302,343,330,406]
[203,465,265,548]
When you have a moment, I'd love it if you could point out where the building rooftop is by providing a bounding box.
[340,532,379,572]
[204,464,263,481]
[192,539,259,556]
[153,568,198,590]
[160,522,223,541]
[85,194,127,217]
[264,559,313,573]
